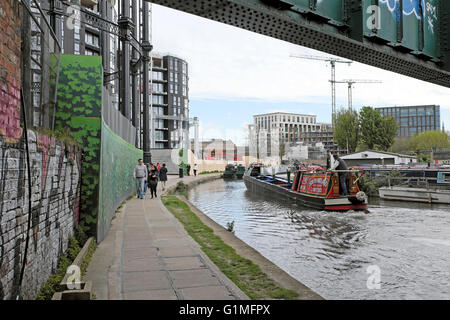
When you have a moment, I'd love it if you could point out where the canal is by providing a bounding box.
[187,179,450,300]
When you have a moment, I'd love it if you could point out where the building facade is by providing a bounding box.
[376,105,441,138]
[150,54,190,150]
[250,112,337,161]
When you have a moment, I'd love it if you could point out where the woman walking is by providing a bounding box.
[148,165,159,198]
[159,163,168,191]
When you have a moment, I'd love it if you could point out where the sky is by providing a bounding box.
[151,4,450,146]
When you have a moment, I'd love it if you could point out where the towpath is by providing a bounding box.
[85,174,249,300]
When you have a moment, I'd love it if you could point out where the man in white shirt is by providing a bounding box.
[133,159,148,199]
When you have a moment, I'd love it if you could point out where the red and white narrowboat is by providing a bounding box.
[243,164,368,212]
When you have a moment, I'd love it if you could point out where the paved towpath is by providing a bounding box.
[85,174,249,300]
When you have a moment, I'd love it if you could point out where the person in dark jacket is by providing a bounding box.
[159,163,168,191]
[148,165,159,198]
[332,153,349,196]
[186,164,191,176]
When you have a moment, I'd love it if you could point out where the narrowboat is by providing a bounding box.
[223,164,236,179]
[244,164,368,212]
[236,165,246,179]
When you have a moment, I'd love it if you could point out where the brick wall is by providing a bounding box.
[0,0,22,142]
[0,131,82,300]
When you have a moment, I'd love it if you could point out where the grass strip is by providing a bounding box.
[162,195,299,300]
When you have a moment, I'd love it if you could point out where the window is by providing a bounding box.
[85,32,99,47]
[175,73,178,83]
[153,107,164,115]
[155,131,164,141]
[85,48,98,56]
[152,95,164,104]
[152,83,164,93]
[152,71,163,81]
[169,83,174,94]
[154,119,164,129]
[169,72,174,82]
[182,62,187,74]
[182,86,187,96]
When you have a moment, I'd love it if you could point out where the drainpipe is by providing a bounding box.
[118,0,132,119]
[142,1,152,163]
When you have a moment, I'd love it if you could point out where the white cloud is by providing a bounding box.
[151,4,450,124]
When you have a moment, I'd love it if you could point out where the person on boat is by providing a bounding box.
[332,153,349,196]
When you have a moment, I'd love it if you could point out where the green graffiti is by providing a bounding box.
[54,54,143,242]
[54,55,102,237]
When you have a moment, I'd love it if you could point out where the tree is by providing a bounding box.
[359,106,380,150]
[334,108,360,153]
[377,115,398,151]
[409,130,450,152]
[390,137,411,153]
[359,106,398,151]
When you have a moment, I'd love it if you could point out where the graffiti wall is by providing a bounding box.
[54,55,102,238]
[98,120,142,242]
[0,131,81,300]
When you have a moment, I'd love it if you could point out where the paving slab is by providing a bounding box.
[158,246,196,258]
[163,256,206,271]
[169,269,221,289]
[123,257,163,272]
[123,289,178,300]
[122,271,171,293]
[180,286,236,300]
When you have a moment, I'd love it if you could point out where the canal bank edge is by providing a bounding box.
[165,175,323,300]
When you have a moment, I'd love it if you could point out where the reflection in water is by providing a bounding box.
[188,179,450,300]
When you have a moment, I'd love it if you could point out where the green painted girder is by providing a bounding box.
[148,0,450,88]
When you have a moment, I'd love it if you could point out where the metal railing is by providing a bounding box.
[21,0,62,129]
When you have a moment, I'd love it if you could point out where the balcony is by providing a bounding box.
[81,0,98,12]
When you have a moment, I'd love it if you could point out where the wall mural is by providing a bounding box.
[55,54,143,242]
[54,55,102,238]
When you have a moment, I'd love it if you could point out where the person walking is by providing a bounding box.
[331,153,350,196]
[179,162,184,178]
[193,164,198,177]
[186,164,191,176]
[148,165,159,198]
[159,163,168,191]
[157,162,162,171]
[133,159,148,199]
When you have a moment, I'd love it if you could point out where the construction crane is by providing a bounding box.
[333,79,382,110]
[290,54,352,128]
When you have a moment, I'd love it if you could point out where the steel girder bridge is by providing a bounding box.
[147,0,450,88]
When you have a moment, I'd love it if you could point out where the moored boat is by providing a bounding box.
[236,164,246,179]
[244,164,368,212]
[223,164,236,179]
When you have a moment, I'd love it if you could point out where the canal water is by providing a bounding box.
[187,179,450,300]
